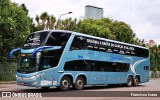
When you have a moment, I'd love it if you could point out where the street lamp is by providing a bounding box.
[54,12,73,29]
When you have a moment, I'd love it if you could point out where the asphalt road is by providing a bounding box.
[0,78,160,100]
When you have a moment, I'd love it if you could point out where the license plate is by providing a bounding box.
[41,80,51,86]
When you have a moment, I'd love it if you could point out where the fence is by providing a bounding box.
[0,62,17,81]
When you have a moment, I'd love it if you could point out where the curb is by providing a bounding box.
[150,78,160,80]
[0,78,159,84]
[0,81,16,84]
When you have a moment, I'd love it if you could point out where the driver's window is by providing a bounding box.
[39,49,62,71]
[42,58,51,69]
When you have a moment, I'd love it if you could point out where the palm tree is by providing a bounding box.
[69,18,77,31]
[46,16,50,29]
[35,15,40,27]
[135,38,139,45]
[158,44,160,55]
[65,18,78,31]
[40,12,48,26]
[157,44,160,66]
[50,15,56,29]
[59,18,70,30]
[74,18,77,24]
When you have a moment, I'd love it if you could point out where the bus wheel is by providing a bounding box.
[127,76,133,87]
[133,77,139,86]
[59,76,71,91]
[74,77,85,90]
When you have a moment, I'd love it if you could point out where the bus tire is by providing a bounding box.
[74,77,85,90]
[133,76,139,86]
[59,76,71,91]
[127,76,133,87]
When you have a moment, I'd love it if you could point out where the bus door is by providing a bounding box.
[144,66,150,82]
[137,64,150,82]
[38,54,54,87]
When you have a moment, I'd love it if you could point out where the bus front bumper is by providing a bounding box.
[16,75,38,87]
[16,75,57,88]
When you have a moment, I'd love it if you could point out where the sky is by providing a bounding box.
[11,0,160,44]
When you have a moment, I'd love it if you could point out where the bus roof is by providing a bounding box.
[32,30,72,34]
[36,30,149,50]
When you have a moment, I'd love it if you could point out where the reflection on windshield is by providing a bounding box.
[17,54,37,73]
[23,31,50,48]
[46,32,71,46]
[38,49,63,71]
[23,31,71,49]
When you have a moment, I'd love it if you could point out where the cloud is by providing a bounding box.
[90,0,160,44]
[11,0,160,44]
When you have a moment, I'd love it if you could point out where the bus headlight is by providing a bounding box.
[16,75,22,80]
[29,75,37,79]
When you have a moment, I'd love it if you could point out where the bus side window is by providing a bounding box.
[144,66,149,70]
[43,59,51,69]
[90,62,96,71]
[70,36,86,50]
[46,32,71,46]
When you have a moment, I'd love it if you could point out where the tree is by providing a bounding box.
[0,0,31,61]
[111,21,135,43]
[35,15,40,27]
[74,18,136,43]
[40,12,48,28]
[35,14,56,30]
[30,18,38,33]
[50,15,56,29]
[150,45,160,71]
[20,3,28,15]
[46,16,50,29]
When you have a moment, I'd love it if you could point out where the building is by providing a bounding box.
[79,16,85,21]
[85,5,103,20]
[147,40,156,47]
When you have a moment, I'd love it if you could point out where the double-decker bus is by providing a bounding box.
[10,30,150,90]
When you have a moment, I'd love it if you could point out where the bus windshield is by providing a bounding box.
[23,31,71,49]
[23,31,50,48]
[17,48,63,73]
[17,54,37,73]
